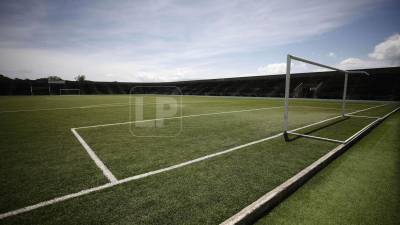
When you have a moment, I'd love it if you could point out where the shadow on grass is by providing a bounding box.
[284,116,350,142]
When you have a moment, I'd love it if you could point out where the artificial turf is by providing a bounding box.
[0,95,396,224]
[256,111,400,225]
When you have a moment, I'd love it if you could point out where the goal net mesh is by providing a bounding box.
[282,55,396,144]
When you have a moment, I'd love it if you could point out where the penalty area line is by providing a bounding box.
[73,106,284,129]
[0,102,128,113]
[71,128,117,183]
[0,133,284,220]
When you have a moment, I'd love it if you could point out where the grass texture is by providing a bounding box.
[257,111,400,225]
[0,95,397,224]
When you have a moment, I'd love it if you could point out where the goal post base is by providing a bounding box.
[283,131,289,142]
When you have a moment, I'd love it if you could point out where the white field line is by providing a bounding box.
[221,105,400,225]
[292,105,340,111]
[71,106,282,180]
[73,106,284,129]
[166,94,398,103]
[73,104,359,130]
[287,132,345,143]
[0,95,381,114]
[0,183,114,220]
[71,129,117,183]
[117,132,283,183]
[0,133,282,220]
[1,92,377,114]
[346,114,380,119]
[292,104,386,112]
[289,115,343,132]
[0,104,389,220]
[72,104,355,181]
[346,104,387,115]
[0,99,259,113]
[286,104,388,142]
[344,119,380,144]
[287,104,388,134]
[0,102,128,113]
[0,100,201,113]
[344,106,400,143]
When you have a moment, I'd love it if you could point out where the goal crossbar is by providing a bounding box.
[283,54,369,141]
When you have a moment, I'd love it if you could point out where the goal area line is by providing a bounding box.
[222,105,400,225]
[283,54,371,143]
[0,104,394,220]
[0,100,232,113]
[1,93,389,114]
[285,104,388,144]
[286,132,345,144]
[73,106,283,130]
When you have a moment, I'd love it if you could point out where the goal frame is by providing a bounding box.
[283,54,369,141]
[59,89,81,95]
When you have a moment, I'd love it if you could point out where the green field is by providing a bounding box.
[0,95,398,224]
[257,108,400,225]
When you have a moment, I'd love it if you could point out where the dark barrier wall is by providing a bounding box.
[1,67,399,100]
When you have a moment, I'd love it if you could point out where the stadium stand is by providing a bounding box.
[1,67,399,100]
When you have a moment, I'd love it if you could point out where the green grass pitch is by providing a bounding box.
[256,106,400,225]
[0,95,398,224]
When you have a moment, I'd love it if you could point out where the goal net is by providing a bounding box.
[281,54,381,144]
[60,89,81,95]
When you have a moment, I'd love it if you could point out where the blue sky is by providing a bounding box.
[0,0,399,82]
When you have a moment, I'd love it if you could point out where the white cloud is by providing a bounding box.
[337,57,389,70]
[337,58,365,68]
[337,58,390,70]
[0,0,379,81]
[337,57,386,69]
[0,47,213,82]
[257,61,326,75]
[368,33,400,65]
[338,33,400,70]
[327,52,336,58]
[257,63,286,75]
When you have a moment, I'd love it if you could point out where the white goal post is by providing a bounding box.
[60,89,81,95]
[283,54,369,141]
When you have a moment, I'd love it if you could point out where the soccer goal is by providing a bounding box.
[283,54,369,143]
[60,89,81,95]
